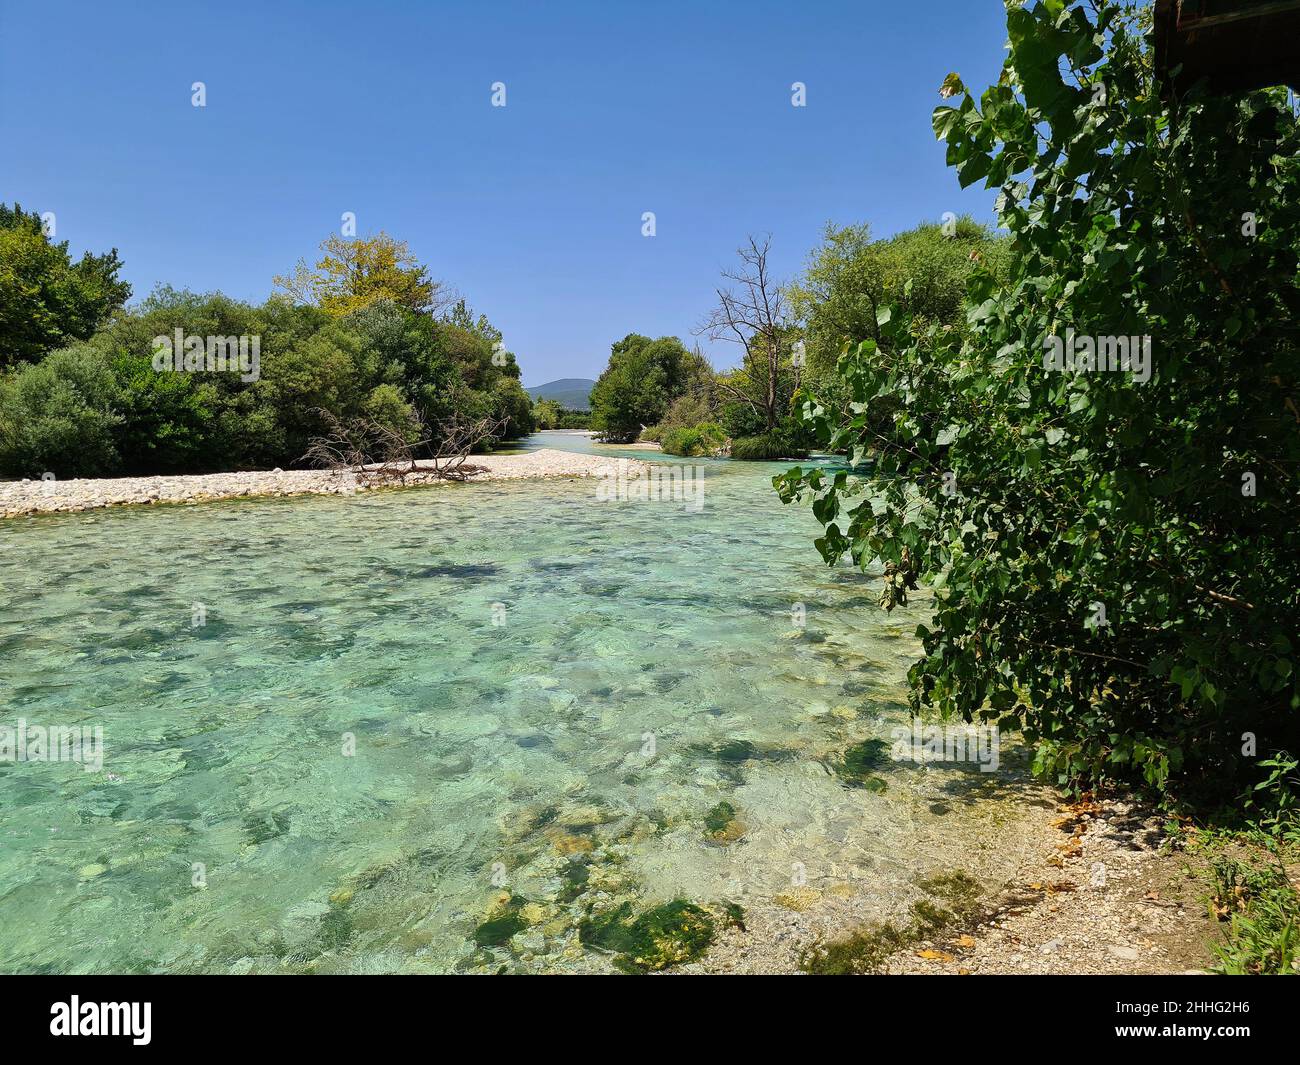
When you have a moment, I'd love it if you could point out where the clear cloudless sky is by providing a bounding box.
[0,0,1010,384]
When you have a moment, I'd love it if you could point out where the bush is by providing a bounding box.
[0,345,123,477]
[788,216,1009,389]
[1208,850,1299,975]
[731,429,809,462]
[779,0,1300,802]
[107,347,216,474]
[660,423,725,457]
[719,400,766,441]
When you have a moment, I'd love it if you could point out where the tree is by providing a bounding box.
[789,218,1009,385]
[533,397,563,429]
[273,232,448,318]
[0,345,123,476]
[589,333,692,443]
[778,0,1300,802]
[432,299,534,443]
[0,203,131,365]
[697,235,794,432]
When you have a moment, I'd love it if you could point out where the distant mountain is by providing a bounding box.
[525,378,595,410]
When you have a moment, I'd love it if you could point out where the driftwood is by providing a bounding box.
[301,409,503,485]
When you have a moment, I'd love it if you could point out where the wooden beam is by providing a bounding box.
[1156,0,1300,96]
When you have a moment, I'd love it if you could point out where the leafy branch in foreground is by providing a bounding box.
[777,0,1300,804]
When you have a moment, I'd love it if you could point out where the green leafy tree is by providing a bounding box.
[778,0,1300,802]
[0,345,123,476]
[433,300,534,442]
[589,333,692,443]
[789,218,1009,386]
[273,232,446,318]
[533,397,563,429]
[0,203,131,365]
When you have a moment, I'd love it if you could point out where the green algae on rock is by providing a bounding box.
[833,738,891,791]
[580,899,716,973]
[801,869,986,975]
[474,894,530,948]
[704,801,736,834]
[618,901,715,972]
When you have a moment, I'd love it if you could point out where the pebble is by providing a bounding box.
[1,450,652,519]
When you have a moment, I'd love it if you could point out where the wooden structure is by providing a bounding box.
[1154,0,1300,96]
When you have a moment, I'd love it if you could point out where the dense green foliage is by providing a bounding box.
[531,396,592,431]
[0,234,533,477]
[0,204,131,366]
[660,422,726,457]
[531,397,564,429]
[729,430,809,462]
[789,218,1009,437]
[588,333,694,443]
[789,217,1008,386]
[778,0,1300,803]
[0,345,124,475]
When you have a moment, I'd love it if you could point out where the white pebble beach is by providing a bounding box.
[0,447,650,519]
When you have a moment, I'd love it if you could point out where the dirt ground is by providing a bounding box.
[885,796,1222,974]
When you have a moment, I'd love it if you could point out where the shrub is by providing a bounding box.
[0,345,122,477]
[779,0,1300,802]
[660,423,724,457]
[719,400,766,441]
[731,430,809,461]
[1208,851,1299,975]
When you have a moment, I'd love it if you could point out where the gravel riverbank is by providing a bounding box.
[0,448,649,519]
[679,794,1221,975]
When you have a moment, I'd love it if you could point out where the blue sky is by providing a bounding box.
[0,0,1009,384]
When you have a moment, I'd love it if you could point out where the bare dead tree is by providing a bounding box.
[301,409,502,485]
[695,235,790,431]
[424,411,507,479]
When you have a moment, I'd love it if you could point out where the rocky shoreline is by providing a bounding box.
[681,795,1220,975]
[0,448,648,519]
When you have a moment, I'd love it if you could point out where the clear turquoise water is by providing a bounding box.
[0,434,1021,973]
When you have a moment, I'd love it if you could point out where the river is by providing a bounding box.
[0,432,1038,972]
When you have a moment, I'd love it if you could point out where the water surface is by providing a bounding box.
[0,434,1027,973]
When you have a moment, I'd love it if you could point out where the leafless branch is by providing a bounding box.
[301,408,503,485]
[694,234,790,430]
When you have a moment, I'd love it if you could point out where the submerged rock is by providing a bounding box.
[703,801,746,844]
[834,739,891,791]
[775,886,822,912]
[579,899,716,973]
[473,893,530,947]
[557,803,617,830]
